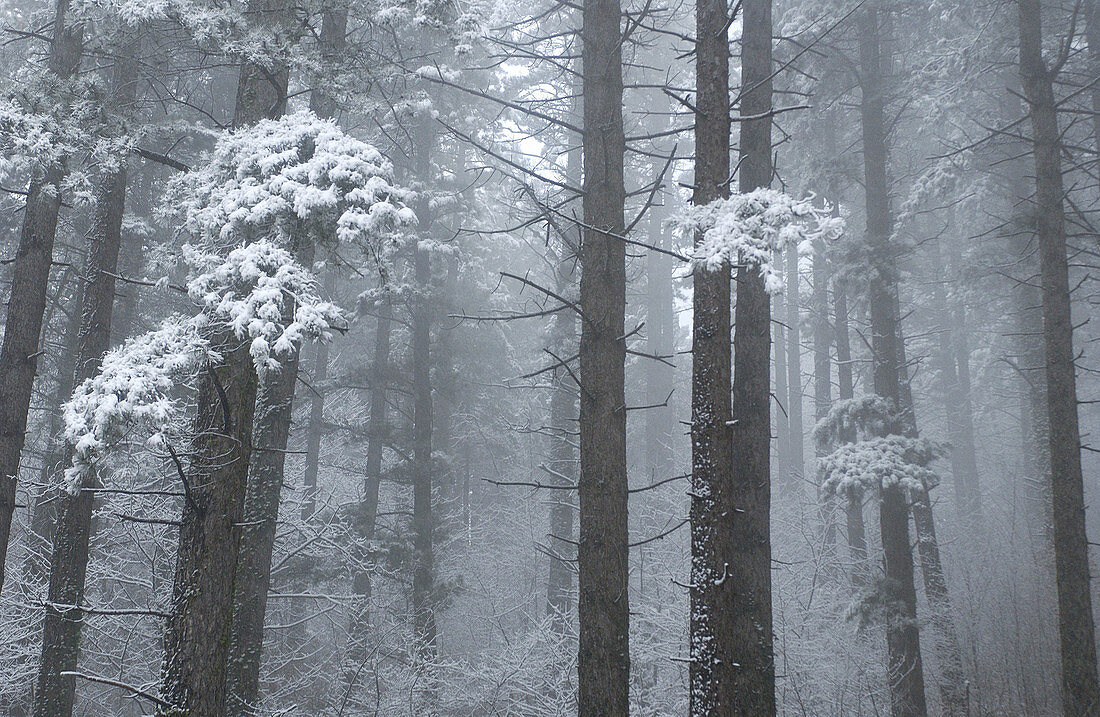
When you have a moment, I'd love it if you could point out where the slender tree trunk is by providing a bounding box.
[160,18,287,713]
[23,287,82,589]
[897,324,968,715]
[411,243,436,656]
[725,0,776,711]
[857,5,926,714]
[577,0,629,707]
[645,198,675,480]
[547,82,581,628]
[1017,1,1100,711]
[0,0,83,595]
[688,0,734,704]
[786,246,804,491]
[31,39,138,716]
[546,231,578,627]
[300,303,330,521]
[774,313,789,482]
[930,238,982,530]
[812,239,835,553]
[833,286,867,585]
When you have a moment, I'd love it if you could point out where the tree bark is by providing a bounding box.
[688,0,733,704]
[159,14,287,712]
[1017,1,1100,712]
[857,4,927,714]
[224,10,343,704]
[577,0,629,708]
[0,0,83,596]
[725,0,776,711]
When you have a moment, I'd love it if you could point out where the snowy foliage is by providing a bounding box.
[673,188,843,294]
[168,110,416,280]
[62,317,209,494]
[184,238,344,371]
[819,435,943,497]
[62,113,413,490]
[813,396,901,451]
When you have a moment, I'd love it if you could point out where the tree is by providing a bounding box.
[856,3,926,713]
[33,38,138,717]
[729,0,776,711]
[577,0,629,708]
[0,0,84,595]
[688,0,733,707]
[1016,0,1100,712]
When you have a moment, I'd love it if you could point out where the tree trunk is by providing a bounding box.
[224,13,344,699]
[411,238,436,658]
[32,40,137,717]
[159,17,287,713]
[930,238,982,529]
[688,0,734,704]
[577,0,629,707]
[786,246,804,492]
[1017,1,1100,711]
[725,0,776,711]
[773,312,789,482]
[812,235,835,554]
[546,227,578,627]
[857,4,927,714]
[0,0,83,596]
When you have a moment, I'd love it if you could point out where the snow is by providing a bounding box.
[673,188,843,294]
[819,435,943,497]
[62,112,413,491]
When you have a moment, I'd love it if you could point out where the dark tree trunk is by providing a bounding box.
[688,0,733,704]
[857,5,927,714]
[224,11,344,704]
[32,50,134,711]
[1017,1,1100,712]
[577,0,629,708]
[159,19,287,713]
[0,0,83,596]
[897,327,968,715]
[725,0,776,711]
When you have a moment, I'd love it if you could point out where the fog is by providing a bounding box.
[0,0,1096,715]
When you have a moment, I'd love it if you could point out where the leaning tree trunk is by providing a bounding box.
[577,0,629,708]
[224,7,343,709]
[688,0,734,705]
[897,321,968,715]
[32,42,137,717]
[857,4,927,715]
[159,17,287,714]
[0,0,83,596]
[726,0,776,711]
[1017,1,1100,712]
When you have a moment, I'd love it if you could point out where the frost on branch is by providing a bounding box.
[672,188,843,294]
[820,435,943,497]
[62,317,209,494]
